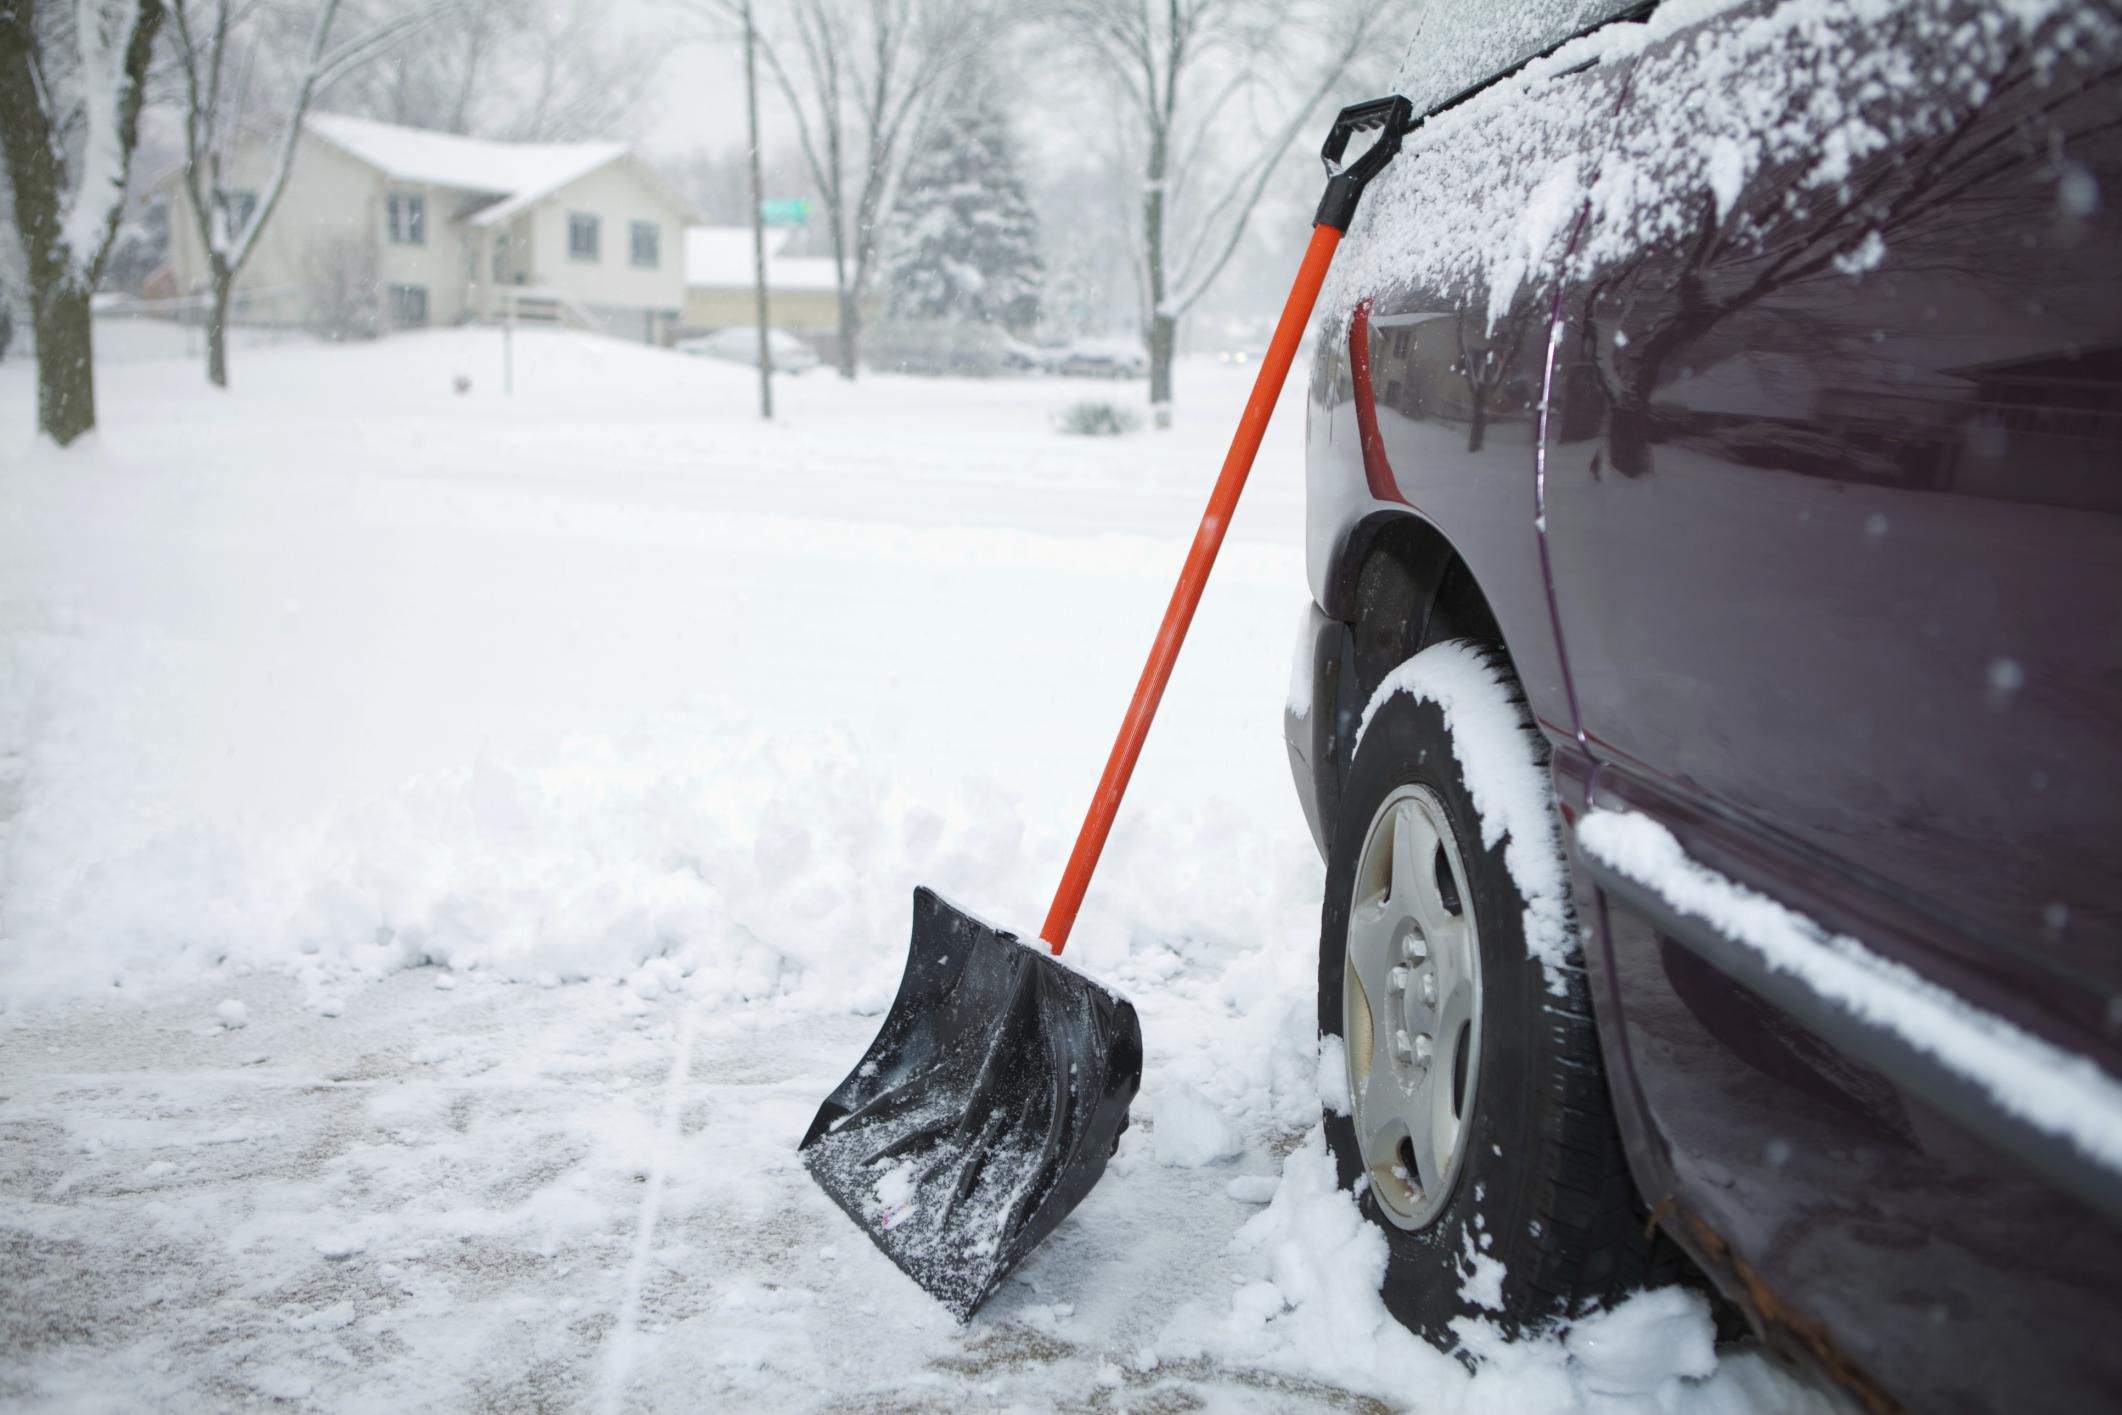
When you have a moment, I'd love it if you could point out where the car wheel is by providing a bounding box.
[1319,638,1667,1346]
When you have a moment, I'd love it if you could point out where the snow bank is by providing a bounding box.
[0,329,1321,1021]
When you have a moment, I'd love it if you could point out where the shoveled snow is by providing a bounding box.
[1316,1033,1352,1117]
[1577,811,2122,1177]
[0,324,1826,1410]
[1158,1127,1809,1412]
[1153,1081,1245,1167]
[1355,641,1576,993]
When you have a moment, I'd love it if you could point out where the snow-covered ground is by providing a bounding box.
[0,325,1827,1411]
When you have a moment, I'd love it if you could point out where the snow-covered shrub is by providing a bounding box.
[862,317,1010,377]
[1054,399,1142,437]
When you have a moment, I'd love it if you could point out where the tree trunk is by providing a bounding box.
[836,287,860,380]
[1143,129,1172,430]
[32,282,96,447]
[1148,312,1176,424]
[208,265,233,389]
[742,0,772,420]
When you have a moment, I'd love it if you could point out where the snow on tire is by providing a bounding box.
[1317,638,1669,1347]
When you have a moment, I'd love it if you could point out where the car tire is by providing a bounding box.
[1318,638,1668,1347]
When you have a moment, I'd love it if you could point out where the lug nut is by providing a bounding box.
[1389,966,1411,993]
[1421,972,1437,1004]
[1412,1033,1434,1064]
[1392,1029,1415,1062]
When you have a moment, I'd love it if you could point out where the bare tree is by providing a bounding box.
[1054,0,1409,425]
[509,0,663,142]
[168,0,434,388]
[0,0,164,445]
[333,0,660,141]
[326,0,505,133]
[746,0,998,379]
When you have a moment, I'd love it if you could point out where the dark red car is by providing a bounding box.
[1284,1,2122,1408]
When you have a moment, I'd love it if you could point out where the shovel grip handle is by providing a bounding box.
[1040,222,1345,954]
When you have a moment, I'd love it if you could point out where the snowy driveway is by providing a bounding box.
[2,973,1353,1411]
[1,327,1818,1412]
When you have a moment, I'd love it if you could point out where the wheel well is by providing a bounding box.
[1336,512,1506,701]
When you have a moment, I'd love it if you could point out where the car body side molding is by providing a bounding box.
[1574,813,2122,1229]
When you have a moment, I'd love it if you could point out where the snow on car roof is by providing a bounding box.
[304,113,628,214]
[683,226,840,293]
[1391,0,1645,114]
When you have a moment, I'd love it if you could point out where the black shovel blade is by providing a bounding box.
[799,886,1143,1321]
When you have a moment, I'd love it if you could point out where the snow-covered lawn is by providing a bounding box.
[0,326,1821,1411]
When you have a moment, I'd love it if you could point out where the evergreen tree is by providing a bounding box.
[883,80,1042,334]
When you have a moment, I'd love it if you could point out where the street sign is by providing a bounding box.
[760,199,811,227]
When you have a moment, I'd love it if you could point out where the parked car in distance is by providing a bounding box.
[677,326,821,375]
[1286,1,2121,1411]
[1000,336,1066,374]
[1054,337,1149,379]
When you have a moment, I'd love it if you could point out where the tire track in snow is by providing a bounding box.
[597,993,700,1415]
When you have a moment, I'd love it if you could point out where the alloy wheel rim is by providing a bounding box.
[1343,783,1483,1230]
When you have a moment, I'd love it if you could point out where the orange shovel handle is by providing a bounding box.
[1040,222,1345,954]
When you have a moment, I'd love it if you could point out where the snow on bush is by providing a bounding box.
[1053,399,1143,436]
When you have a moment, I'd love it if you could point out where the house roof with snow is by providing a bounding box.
[302,114,691,228]
[684,225,839,294]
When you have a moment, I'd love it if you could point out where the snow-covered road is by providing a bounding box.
[0,327,1823,1411]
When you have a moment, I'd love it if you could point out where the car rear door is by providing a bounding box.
[1539,1,2122,1407]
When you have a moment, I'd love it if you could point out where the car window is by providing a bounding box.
[1392,0,1646,113]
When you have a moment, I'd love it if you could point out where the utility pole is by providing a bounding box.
[743,0,772,420]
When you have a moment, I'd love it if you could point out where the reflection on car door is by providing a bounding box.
[1541,3,2122,1408]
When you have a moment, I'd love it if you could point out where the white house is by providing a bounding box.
[682,226,845,338]
[166,114,699,344]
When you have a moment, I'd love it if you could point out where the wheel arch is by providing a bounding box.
[1325,509,1508,702]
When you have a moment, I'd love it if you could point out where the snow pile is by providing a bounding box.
[1152,1081,1245,1166]
[1167,1128,1819,1413]
[1578,810,2122,1176]
[0,329,1320,1021]
[0,687,1322,1028]
[1356,639,1576,992]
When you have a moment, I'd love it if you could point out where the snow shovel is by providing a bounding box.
[799,95,1416,1322]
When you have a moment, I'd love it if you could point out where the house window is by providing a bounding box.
[568,212,600,262]
[387,190,425,245]
[387,284,429,328]
[629,220,659,269]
